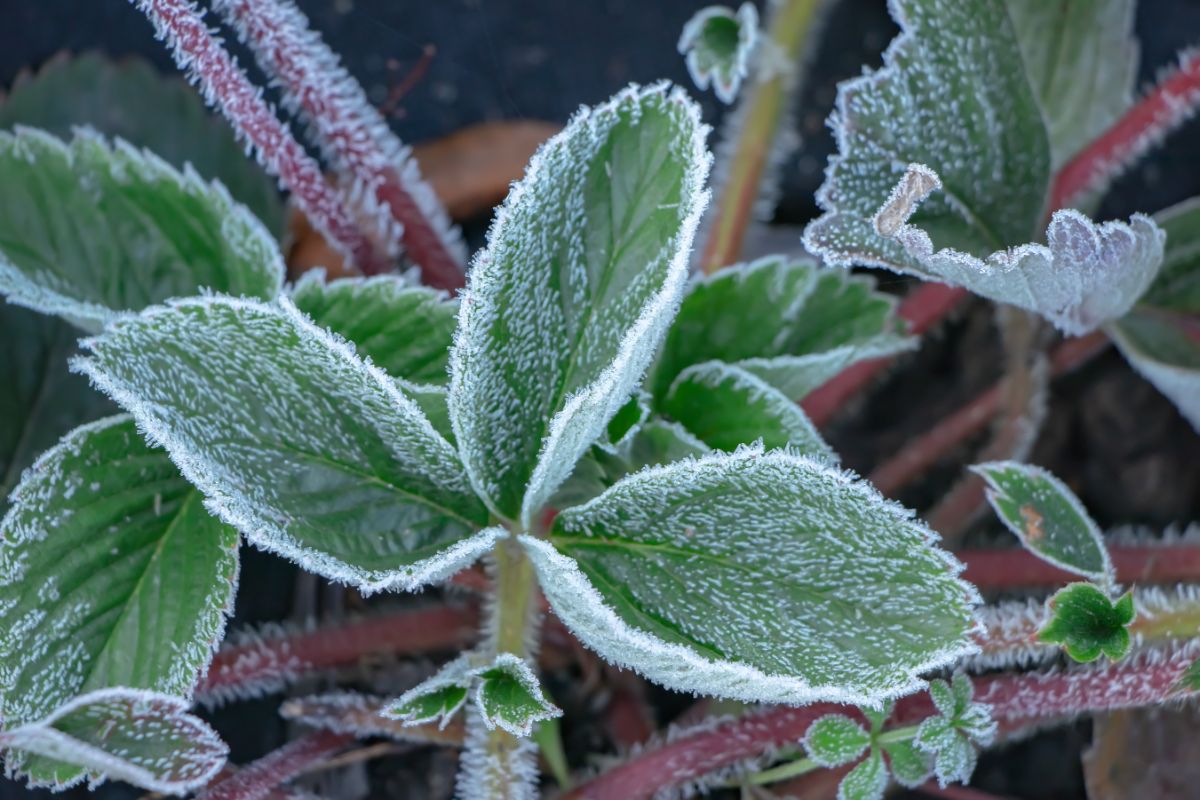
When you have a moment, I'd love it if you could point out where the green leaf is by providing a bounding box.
[383,655,472,729]
[662,361,833,461]
[0,415,237,786]
[0,52,283,236]
[0,303,113,507]
[448,83,711,528]
[0,688,226,794]
[1172,656,1200,695]
[677,3,759,104]
[400,381,456,445]
[604,391,652,449]
[472,653,562,738]
[0,128,284,331]
[1006,0,1137,167]
[803,714,870,768]
[291,270,458,384]
[74,296,495,594]
[912,673,995,788]
[1141,197,1200,312]
[1039,583,1135,663]
[650,256,913,402]
[803,0,1051,272]
[837,749,887,800]
[883,738,933,788]
[521,447,978,706]
[972,461,1112,584]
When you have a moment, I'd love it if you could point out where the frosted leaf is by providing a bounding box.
[290,269,457,384]
[471,653,562,739]
[383,655,473,729]
[0,415,237,787]
[522,447,979,706]
[803,714,870,767]
[837,750,886,800]
[662,361,834,462]
[873,164,1164,335]
[677,3,759,105]
[72,296,495,594]
[883,738,933,788]
[914,674,995,789]
[0,303,113,506]
[448,82,711,528]
[0,688,226,794]
[802,0,1051,273]
[0,128,284,332]
[280,692,464,746]
[0,52,285,236]
[1006,0,1137,167]
[972,461,1113,585]
[1040,583,1136,663]
[649,256,914,403]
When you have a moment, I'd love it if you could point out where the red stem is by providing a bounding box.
[130,0,388,274]
[959,543,1200,591]
[197,730,353,800]
[212,0,466,288]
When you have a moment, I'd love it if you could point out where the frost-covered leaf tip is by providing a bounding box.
[914,673,996,789]
[677,3,758,104]
[472,653,562,738]
[384,656,473,730]
[1039,583,1136,663]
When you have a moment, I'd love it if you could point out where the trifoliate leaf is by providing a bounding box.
[521,447,978,706]
[803,0,1051,274]
[73,296,495,595]
[0,688,226,794]
[448,83,710,529]
[291,270,457,384]
[1039,583,1136,663]
[884,738,934,788]
[662,361,833,461]
[914,674,995,788]
[0,416,237,787]
[1006,0,1137,167]
[837,749,887,800]
[803,715,870,768]
[472,653,562,738]
[869,164,1164,336]
[972,461,1113,585]
[0,128,284,331]
[383,655,472,729]
[677,3,758,104]
[0,303,113,507]
[650,256,913,402]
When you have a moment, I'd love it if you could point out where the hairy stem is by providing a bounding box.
[960,543,1200,590]
[196,730,353,800]
[698,0,825,273]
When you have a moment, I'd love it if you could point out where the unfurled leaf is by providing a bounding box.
[0,303,113,507]
[914,674,994,789]
[1006,0,1137,167]
[869,164,1164,336]
[0,688,226,794]
[0,128,284,331]
[472,653,562,738]
[662,361,833,461]
[448,83,710,528]
[1040,583,1135,663]
[383,656,472,729]
[291,270,457,383]
[803,715,870,767]
[838,749,887,800]
[0,52,284,235]
[0,415,237,786]
[884,738,934,788]
[803,0,1050,274]
[678,3,758,104]
[972,461,1113,585]
[521,447,978,706]
[74,296,495,594]
[651,256,912,402]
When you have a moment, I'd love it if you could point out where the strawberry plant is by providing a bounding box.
[0,0,1198,798]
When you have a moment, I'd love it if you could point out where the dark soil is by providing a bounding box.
[2,0,1199,798]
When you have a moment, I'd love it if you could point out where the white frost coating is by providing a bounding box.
[678,3,759,104]
[1108,321,1200,433]
[874,164,1164,335]
[383,654,472,728]
[470,653,562,738]
[0,688,227,795]
[455,704,539,800]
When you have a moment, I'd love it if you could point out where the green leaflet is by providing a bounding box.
[884,738,934,788]
[650,256,912,402]
[1039,583,1136,663]
[384,655,473,729]
[662,361,833,461]
[803,0,1050,272]
[677,3,759,104]
[0,689,226,794]
[803,715,871,767]
[972,461,1113,585]
[0,416,237,787]
[291,270,458,384]
[839,749,887,800]
[473,653,562,738]
[1005,0,1137,167]
[523,447,978,706]
[914,674,996,788]
[0,52,283,236]
[74,296,495,594]
[0,128,284,331]
[448,83,711,527]
[0,303,113,507]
